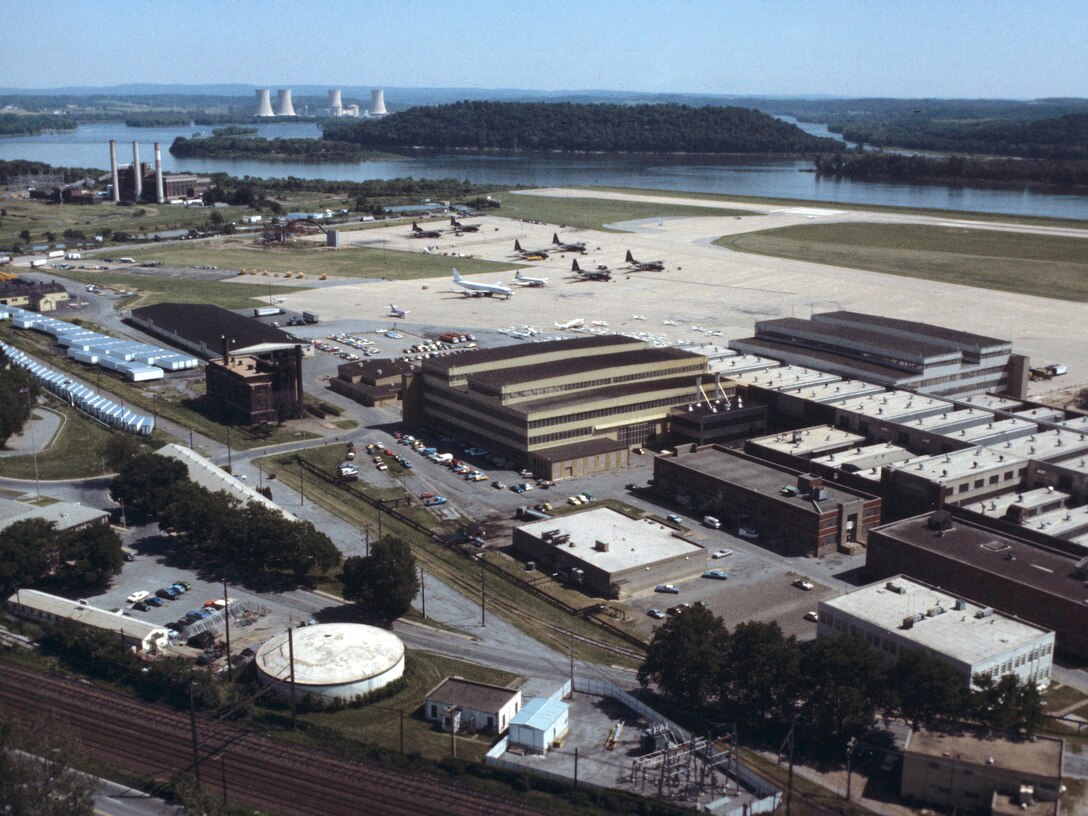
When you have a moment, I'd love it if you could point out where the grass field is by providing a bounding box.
[81,238,527,282]
[715,222,1088,301]
[500,194,759,231]
[298,650,517,762]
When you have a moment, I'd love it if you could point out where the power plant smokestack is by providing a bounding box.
[154,142,165,204]
[109,140,120,203]
[369,88,388,116]
[275,88,295,117]
[255,88,274,117]
[328,89,343,116]
[132,142,142,201]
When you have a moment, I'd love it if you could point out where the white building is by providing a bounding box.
[509,697,570,755]
[424,677,522,734]
[817,576,1054,688]
[7,589,168,653]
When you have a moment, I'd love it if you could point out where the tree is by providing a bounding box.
[0,518,60,594]
[0,720,95,816]
[798,635,889,752]
[102,432,142,471]
[718,621,801,731]
[638,606,729,706]
[18,229,30,243]
[889,651,967,730]
[341,535,418,620]
[0,360,34,445]
[58,523,123,592]
[971,674,1046,736]
[109,453,188,518]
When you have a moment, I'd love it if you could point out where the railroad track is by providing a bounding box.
[0,664,549,816]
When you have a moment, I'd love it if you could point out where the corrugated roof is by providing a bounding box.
[131,303,299,355]
[510,697,568,731]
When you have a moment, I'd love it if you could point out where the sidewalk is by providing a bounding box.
[0,405,63,457]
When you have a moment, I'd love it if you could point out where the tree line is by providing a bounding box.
[0,114,77,136]
[171,134,375,161]
[124,113,191,127]
[639,608,1045,758]
[323,101,844,154]
[814,152,1088,190]
[0,518,123,596]
[0,353,36,444]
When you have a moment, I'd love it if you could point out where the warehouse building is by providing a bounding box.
[512,507,707,599]
[880,446,1030,518]
[866,513,1088,659]
[652,446,881,556]
[6,589,168,653]
[407,335,710,477]
[330,358,416,408]
[129,303,304,360]
[730,311,1029,398]
[817,575,1054,688]
[424,677,522,735]
[156,444,296,520]
[901,728,1064,815]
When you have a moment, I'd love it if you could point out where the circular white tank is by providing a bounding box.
[255,622,405,702]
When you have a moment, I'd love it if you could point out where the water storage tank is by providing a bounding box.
[255,623,405,703]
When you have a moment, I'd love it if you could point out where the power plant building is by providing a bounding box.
[255,623,405,703]
[109,140,210,203]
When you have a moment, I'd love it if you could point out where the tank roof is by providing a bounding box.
[255,623,404,686]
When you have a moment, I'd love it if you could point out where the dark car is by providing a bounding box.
[123,552,136,562]
[132,601,150,612]
[155,587,180,600]
[184,611,203,623]
[144,596,164,607]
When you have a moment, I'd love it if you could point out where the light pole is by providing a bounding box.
[23,386,40,500]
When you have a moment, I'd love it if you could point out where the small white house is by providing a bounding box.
[424,677,521,734]
[508,697,570,755]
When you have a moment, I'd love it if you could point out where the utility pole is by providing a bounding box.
[569,633,574,696]
[480,562,486,627]
[188,682,202,788]
[399,708,405,753]
[223,577,232,682]
[574,748,579,789]
[846,738,856,802]
[226,425,232,472]
[288,626,297,730]
[189,427,194,450]
[24,388,40,500]
[785,719,796,816]
[450,720,456,757]
[299,462,305,506]
[219,753,228,806]
[364,526,370,557]
[420,567,426,619]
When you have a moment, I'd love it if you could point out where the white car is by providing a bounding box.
[792,579,815,591]
[126,590,150,604]
[711,549,733,559]
[804,611,819,622]
[737,527,760,540]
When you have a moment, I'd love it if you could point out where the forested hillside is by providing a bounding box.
[0,114,77,136]
[322,101,843,154]
[814,153,1088,189]
[170,135,375,160]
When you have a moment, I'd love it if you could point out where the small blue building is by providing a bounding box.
[508,697,569,755]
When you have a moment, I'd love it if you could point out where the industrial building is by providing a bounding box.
[407,335,711,478]
[509,697,570,755]
[652,446,881,556]
[900,728,1064,815]
[0,278,69,312]
[6,589,168,654]
[254,623,405,703]
[730,311,1028,398]
[512,507,707,599]
[866,513,1088,659]
[156,444,296,520]
[424,677,522,734]
[667,395,767,447]
[204,349,305,424]
[880,446,1030,518]
[817,575,1054,688]
[0,496,109,534]
[107,140,210,204]
[330,358,417,408]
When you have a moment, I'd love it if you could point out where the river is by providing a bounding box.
[2,121,1086,220]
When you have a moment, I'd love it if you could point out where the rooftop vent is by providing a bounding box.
[975,607,995,619]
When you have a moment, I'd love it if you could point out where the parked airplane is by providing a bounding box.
[450,217,480,233]
[452,268,513,299]
[514,270,548,287]
[387,304,409,319]
[513,239,549,260]
[571,259,611,281]
[551,233,587,253]
[554,318,585,330]
[624,250,665,271]
[410,222,442,239]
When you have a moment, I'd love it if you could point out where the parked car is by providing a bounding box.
[711,549,734,559]
[666,603,690,615]
[647,608,665,619]
[666,514,683,524]
[184,611,203,623]
[132,601,150,612]
[424,496,448,506]
[702,569,729,580]
[655,584,681,594]
[174,581,192,591]
[144,596,164,607]
[156,587,180,600]
[493,482,506,490]
[803,611,819,622]
[126,590,150,604]
[123,552,136,562]
[792,579,815,591]
[737,527,760,540]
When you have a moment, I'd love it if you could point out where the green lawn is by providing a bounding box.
[79,239,526,283]
[715,222,1088,302]
[501,193,758,231]
[297,651,518,762]
[52,267,304,310]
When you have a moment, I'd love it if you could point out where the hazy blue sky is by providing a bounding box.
[4,0,1085,98]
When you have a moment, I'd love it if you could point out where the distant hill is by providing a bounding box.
[322,101,843,154]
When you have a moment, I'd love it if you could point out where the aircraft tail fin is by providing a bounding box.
[625,250,635,263]
[572,260,582,273]
[552,233,560,245]
[452,268,462,282]
[514,239,523,252]
[413,222,419,230]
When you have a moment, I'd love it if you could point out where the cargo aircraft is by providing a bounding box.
[624,250,665,271]
[452,268,513,299]
[551,233,587,253]
[571,259,612,281]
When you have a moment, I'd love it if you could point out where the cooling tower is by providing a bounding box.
[154,143,165,204]
[132,142,142,201]
[275,89,296,117]
[255,89,274,117]
[328,89,343,116]
[370,89,388,116]
[109,140,120,203]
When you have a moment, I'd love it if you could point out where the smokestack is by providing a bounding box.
[275,88,295,117]
[109,140,120,203]
[132,142,142,201]
[255,88,274,117]
[154,142,165,204]
[222,335,229,365]
[369,88,388,116]
[328,89,343,116]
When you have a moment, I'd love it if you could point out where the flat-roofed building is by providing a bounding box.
[0,496,109,534]
[881,446,1030,518]
[866,513,1088,659]
[744,426,867,469]
[653,446,881,556]
[512,507,707,598]
[411,335,709,477]
[7,589,168,653]
[818,575,1054,688]
[330,358,417,408]
[901,728,1064,815]
[668,399,768,447]
[730,311,1028,398]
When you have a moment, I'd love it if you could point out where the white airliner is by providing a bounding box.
[387,304,408,319]
[514,270,548,287]
[554,318,585,330]
[452,268,513,299]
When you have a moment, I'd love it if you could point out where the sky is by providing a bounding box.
[3,0,1086,99]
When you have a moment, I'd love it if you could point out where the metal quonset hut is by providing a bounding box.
[254,623,405,703]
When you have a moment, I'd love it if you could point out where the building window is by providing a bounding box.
[430,704,437,718]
